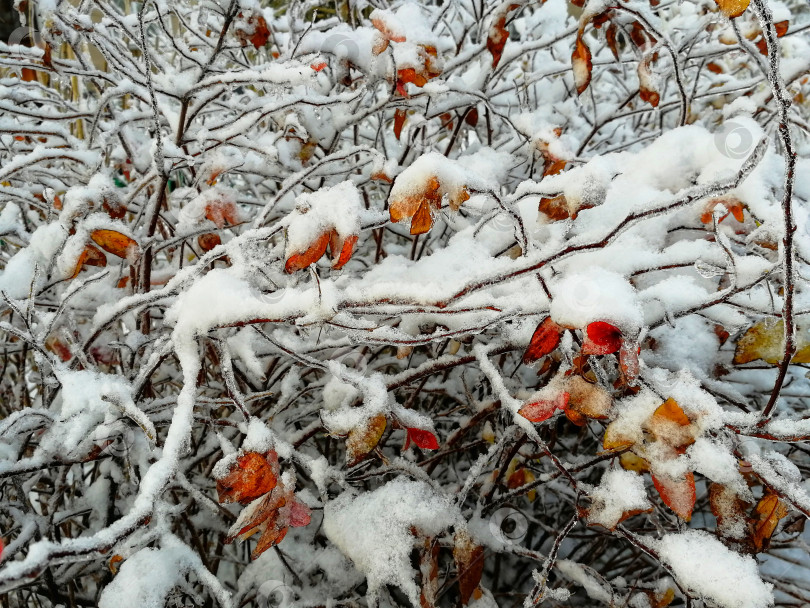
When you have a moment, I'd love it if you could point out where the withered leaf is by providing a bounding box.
[346,413,387,466]
[216,451,279,505]
[90,229,138,259]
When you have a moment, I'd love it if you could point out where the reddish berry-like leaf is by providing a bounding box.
[407,428,439,450]
[582,321,623,355]
[523,317,563,363]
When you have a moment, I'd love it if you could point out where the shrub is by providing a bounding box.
[0,0,809,606]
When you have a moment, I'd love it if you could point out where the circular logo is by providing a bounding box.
[257,580,294,608]
[714,120,754,160]
[321,33,360,64]
[489,507,529,545]
[8,27,44,48]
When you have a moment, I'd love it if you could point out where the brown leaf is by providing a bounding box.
[652,471,696,521]
[197,232,221,252]
[346,414,387,467]
[205,198,240,228]
[453,530,485,606]
[606,24,620,61]
[709,483,750,540]
[90,229,138,259]
[465,107,479,126]
[638,57,660,108]
[216,451,279,505]
[394,108,407,140]
[419,539,440,608]
[572,31,593,95]
[715,0,750,18]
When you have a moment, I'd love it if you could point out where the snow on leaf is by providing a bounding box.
[565,376,613,421]
[453,529,485,606]
[518,392,569,423]
[346,413,387,466]
[216,451,279,505]
[715,0,750,18]
[652,471,696,521]
[572,31,593,95]
[586,469,652,530]
[582,321,623,355]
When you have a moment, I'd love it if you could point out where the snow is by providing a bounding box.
[587,469,651,529]
[323,478,460,607]
[657,530,774,608]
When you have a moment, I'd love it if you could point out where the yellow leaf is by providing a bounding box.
[715,0,750,18]
[346,414,387,467]
[733,319,810,365]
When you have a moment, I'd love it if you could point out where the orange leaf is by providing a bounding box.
[70,244,107,278]
[394,108,407,140]
[582,321,623,355]
[775,20,789,37]
[372,16,406,43]
[90,229,138,259]
[331,233,358,270]
[346,414,387,466]
[46,335,73,362]
[638,57,660,108]
[410,199,434,235]
[572,31,593,95]
[538,194,570,221]
[715,0,750,18]
[311,61,327,72]
[652,471,696,521]
[284,231,330,273]
[205,198,240,228]
[602,420,635,452]
[523,317,563,363]
[606,24,620,61]
[453,530,485,606]
[407,428,439,450]
[216,451,279,505]
[750,491,789,551]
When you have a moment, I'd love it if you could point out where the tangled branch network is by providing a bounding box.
[0,0,809,606]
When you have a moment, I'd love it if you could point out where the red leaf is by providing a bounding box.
[288,498,312,527]
[652,472,696,521]
[523,317,563,364]
[582,321,623,355]
[407,428,439,450]
[310,61,327,72]
[518,392,570,423]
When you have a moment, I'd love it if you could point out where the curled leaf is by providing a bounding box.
[284,231,330,273]
[572,31,593,95]
[522,317,563,364]
[582,321,623,355]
